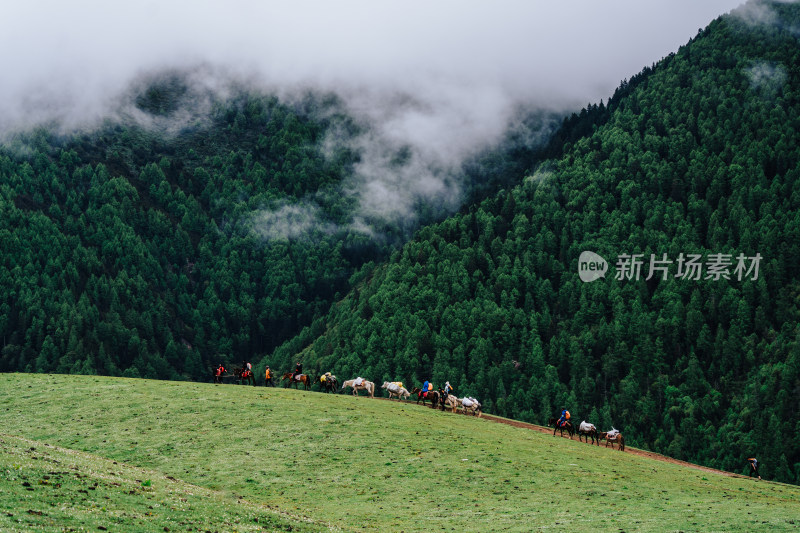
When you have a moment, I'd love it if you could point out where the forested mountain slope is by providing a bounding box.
[0,76,559,380]
[0,89,370,379]
[270,2,800,483]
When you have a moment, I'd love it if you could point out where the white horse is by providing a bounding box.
[341,378,375,398]
[381,382,410,400]
[459,397,482,417]
[441,393,459,413]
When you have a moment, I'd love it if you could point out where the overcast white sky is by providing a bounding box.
[0,0,745,132]
[0,1,752,232]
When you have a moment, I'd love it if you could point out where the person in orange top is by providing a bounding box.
[214,364,226,384]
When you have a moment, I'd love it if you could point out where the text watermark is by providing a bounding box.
[579,251,762,282]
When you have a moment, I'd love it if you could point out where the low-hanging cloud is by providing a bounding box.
[1,1,746,234]
[732,0,800,36]
[732,0,780,25]
[745,60,788,94]
[249,202,336,242]
[0,1,746,134]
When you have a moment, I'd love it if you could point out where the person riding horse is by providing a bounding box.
[552,409,573,438]
[293,362,303,381]
[420,380,433,399]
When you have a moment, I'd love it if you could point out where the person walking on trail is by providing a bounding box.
[214,363,226,384]
[443,381,454,396]
[265,366,274,387]
[748,457,761,480]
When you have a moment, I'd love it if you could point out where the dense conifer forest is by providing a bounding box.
[0,91,371,378]
[0,81,556,379]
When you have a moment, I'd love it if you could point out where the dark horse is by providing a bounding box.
[317,374,339,393]
[549,417,574,439]
[576,422,600,445]
[410,387,439,409]
[282,372,311,390]
[233,367,256,386]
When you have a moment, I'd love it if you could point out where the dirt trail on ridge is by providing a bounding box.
[479,413,746,479]
[375,395,755,480]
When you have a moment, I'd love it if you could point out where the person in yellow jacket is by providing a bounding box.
[265,366,274,387]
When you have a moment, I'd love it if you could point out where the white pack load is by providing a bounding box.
[354,376,364,386]
[579,421,595,432]
[462,397,479,408]
[606,427,620,438]
[386,382,400,393]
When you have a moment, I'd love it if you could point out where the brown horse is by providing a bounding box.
[233,367,256,386]
[281,372,311,390]
[598,431,625,451]
[318,374,339,393]
[410,387,439,408]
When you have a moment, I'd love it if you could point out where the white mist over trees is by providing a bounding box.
[1,1,744,136]
[0,1,744,231]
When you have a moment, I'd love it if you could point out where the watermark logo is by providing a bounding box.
[577,251,762,282]
[578,251,608,283]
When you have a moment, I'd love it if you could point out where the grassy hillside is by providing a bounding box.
[0,375,798,532]
[0,433,322,532]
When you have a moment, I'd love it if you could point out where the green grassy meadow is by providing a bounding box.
[0,433,323,532]
[0,374,798,532]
